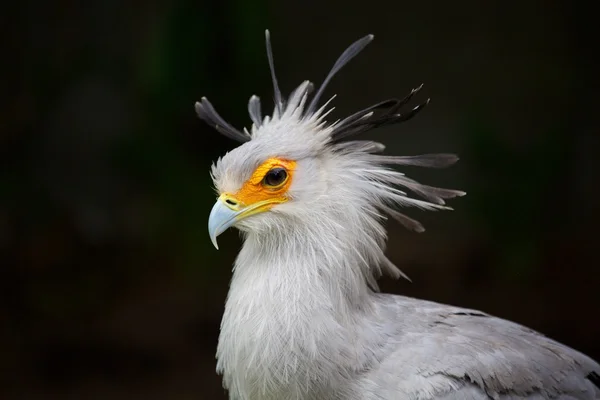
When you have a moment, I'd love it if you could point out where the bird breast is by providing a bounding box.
[215,250,378,399]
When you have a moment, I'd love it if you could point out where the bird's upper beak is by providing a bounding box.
[208,196,239,250]
[208,194,274,249]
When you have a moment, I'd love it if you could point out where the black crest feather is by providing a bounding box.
[195,97,250,142]
[195,31,430,145]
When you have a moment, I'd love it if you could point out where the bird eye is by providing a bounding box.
[263,168,288,188]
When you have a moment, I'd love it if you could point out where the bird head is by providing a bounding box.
[199,30,465,263]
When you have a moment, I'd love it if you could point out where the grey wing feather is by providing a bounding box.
[359,294,600,399]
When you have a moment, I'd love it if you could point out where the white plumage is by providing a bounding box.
[197,30,600,400]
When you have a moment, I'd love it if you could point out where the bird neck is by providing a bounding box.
[232,221,376,312]
[217,222,382,397]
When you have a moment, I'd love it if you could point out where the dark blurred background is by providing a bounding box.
[2,0,599,398]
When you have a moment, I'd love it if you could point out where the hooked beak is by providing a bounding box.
[208,194,275,249]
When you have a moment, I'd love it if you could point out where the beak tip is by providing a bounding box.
[211,236,220,250]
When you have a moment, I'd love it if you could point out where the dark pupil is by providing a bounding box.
[264,168,287,186]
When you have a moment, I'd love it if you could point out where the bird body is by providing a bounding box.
[198,31,599,399]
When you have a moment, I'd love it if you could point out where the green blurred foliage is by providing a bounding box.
[464,116,568,279]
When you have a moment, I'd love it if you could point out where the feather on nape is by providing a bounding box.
[196,29,465,236]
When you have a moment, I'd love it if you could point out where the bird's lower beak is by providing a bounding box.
[208,194,273,249]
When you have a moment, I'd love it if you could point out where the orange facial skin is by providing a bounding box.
[221,158,297,211]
